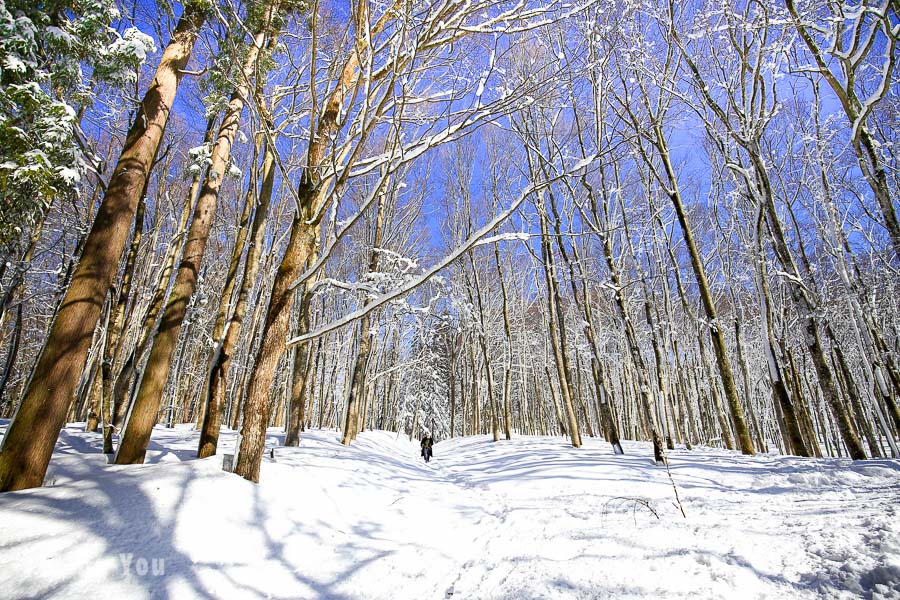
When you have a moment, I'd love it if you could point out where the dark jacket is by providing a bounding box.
[420,436,434,450]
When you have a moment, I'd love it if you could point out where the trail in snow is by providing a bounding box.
[434,436,900,599]
[0,421,898,599]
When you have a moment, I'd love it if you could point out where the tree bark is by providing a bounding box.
[493,243,514,440]
[101,190,147,452]
[285,251,317,447]
[342,189,388,445]
[0,8,205,491]
[654,125,754,455]
[537,202,581,448]
[753,208,810,456]
[467,253,501,443]
[234,214,317,481]
[118,10,278,465]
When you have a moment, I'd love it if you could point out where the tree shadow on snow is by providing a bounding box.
[0,460,214,600]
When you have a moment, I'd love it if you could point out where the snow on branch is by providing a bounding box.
[286,153,598,348]
[311,278,379,295]
[472,232,532,247]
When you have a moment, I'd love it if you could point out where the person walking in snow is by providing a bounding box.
[420,433,434,463]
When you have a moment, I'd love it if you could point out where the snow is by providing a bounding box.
[44,26,75,46]
[113,28,156,64]
[2,54,26,73]
[57,166,80,184]
[472,232,531,247]
[0,420,898,599]
[94,26,156,85]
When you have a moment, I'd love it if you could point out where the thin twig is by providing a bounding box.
[662,454,687,518]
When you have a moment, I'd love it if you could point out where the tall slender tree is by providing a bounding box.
[0,5,206,491]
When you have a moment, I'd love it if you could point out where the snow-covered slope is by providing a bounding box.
[0,421,898,599]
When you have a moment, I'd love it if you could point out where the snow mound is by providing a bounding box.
[0,422,898,599]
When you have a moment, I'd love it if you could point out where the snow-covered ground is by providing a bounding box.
[0,421,898,599]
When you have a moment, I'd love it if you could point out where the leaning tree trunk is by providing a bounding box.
[194,134,261,433]
[0,8,205,492]
[101,191,147,452]
[110,116,215,434]
[537,201,582,448]
[198,133,277,458]
[653,125,754,455]
[117,10,280,465]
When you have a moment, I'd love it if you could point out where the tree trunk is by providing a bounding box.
[537,204,581,448]
[0,304,23,417]
[655,129,754,455]
[342,189,388,445]
[467,253,500,443]
[0,7,205,491]
[118,12,279,465]
[102,190,147,452]
[284,284,315,446]
[234,218,317,482]
[493,243,514,440]
[751,208,810,456]
[449,345,457,438]
[756,162,866,460]
[592,171,662,460]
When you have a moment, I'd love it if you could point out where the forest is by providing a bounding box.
[0,0,898,496]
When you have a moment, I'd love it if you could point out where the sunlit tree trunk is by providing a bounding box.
[199,125,277,457]
[536,199,581,448]
[0,8,206,491]
[118,8,280,465]
[99,181,150,452]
